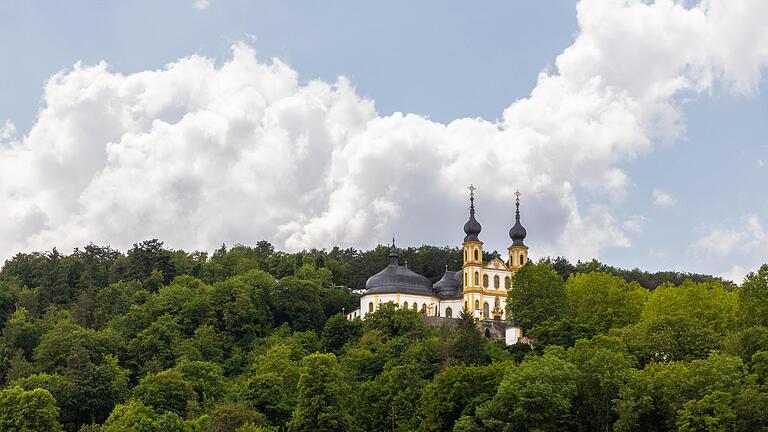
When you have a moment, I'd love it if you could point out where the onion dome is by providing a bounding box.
[509,190,527,246]
[364,238,434,296]
[433,266,462,298]
[463,185,482,242]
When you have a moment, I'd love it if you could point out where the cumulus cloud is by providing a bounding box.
[652,188,677,206]
[1,0,768,264]
[692,214,767,259]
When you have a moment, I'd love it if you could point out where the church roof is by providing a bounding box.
[364,264,435,296]
[433,268,464,299]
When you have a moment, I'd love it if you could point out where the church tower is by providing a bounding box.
[462,185,483,315]
[508,190,528,271]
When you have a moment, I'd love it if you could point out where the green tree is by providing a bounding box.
[287,353,352,432]
[0,386,62,432]
[739,264,768,327]
[271,277,325,332]
[507,262,567,329]
[132,369,197,417]
[448,309,488,365]
[472,353,579,431]
[321,314,363,354]
[565,272,647,332]
[676,391,737,432]
[127,314,183,376]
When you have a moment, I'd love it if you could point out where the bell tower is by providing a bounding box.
[508,190,528,271]
[462,185,483,315]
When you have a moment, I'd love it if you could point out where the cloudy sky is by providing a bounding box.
[1,0,767,283]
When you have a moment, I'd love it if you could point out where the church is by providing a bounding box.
[347,186,529,343]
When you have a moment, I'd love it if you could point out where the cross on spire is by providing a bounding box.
[468,184,476,211]
[514,190,521,219]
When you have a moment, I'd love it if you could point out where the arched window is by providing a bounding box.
[368,302,374,313]
[483,274,489,288]
[403,301,408,309]
[421,303,427,314]
[505,276,511,289]
[464,272,468,286]
[474,271,479,285]
[494,275,500,289]
[474,300,479,310]
[464,301,468,310]
[445,307,453,318]
[413,303,417,310]
[474,249,479,260]
[520,253,525,265]
[483,302,489,319]
[464,250,467,261]
[484,328,491,338]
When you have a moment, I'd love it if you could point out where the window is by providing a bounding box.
[403,301,408,309]
[520,253,525,265]
[412,303,417,310]
[474,249,478,260]
[445,307,453,318]
[494,275,500,289]
[483,274,489,288]
[474,300,479,310]
[464,272,468,285]
[368,302,374,313]
[464,250,467,261]
[474,271,479,285]
[505,276,511,289]
[421,304,427,314]
[483,302,489,319]
[464,301,468,310]
[484,329,491,338]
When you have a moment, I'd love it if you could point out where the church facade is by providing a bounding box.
[349,186,529,331]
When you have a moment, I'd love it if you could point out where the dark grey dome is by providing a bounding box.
[509,191,527,246]
[433,268,462,298]
[464,186,482,242]
[365,264,435,296]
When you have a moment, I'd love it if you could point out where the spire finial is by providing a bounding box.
[388,236,399,265]
[514,190,521,220]
[392,235,396,248]
[468,184,476,212]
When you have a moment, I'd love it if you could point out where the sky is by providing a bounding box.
[0,0,767,283]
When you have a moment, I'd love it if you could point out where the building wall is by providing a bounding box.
[359,293,464,319]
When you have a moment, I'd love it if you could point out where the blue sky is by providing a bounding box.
[1,0,767,282]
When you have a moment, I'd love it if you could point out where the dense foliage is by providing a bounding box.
[0,240,765,431]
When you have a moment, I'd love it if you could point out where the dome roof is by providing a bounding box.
[433,268,462,299]
[509,191,527,246]
[463,186,482,242]
[364,239,434,296]
[365,264,435,296]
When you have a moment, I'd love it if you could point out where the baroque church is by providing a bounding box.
[347,186,529,343]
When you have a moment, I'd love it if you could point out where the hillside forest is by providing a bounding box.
[1,239,768,431]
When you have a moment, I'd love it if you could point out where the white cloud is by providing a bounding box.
[0,120,15,141]
[652,188,677,206]
[720,265,749,284]
[692,214,767,258]
[758,159,765,167]
[193,0,209,10]
[622,215,646,233]
[1,0,767,265]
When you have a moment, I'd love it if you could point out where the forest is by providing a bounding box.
[0,239,767,431]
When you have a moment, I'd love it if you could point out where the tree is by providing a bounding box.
[200,403,270,432]
[739,264,768,327]
[126,314,183,376]
[210,271,274,345]
[676,391,737,432]
[132,369,197,417]
[472,353,579,431]
[507,262,567,330]
[417,363,507,432]
[565,272,647,332]
[287,353,352,432]
[321,314,362,354]
[126,239,177,286]
[448,309,488,365]
[0,386,62,432]
[271,277,325,332]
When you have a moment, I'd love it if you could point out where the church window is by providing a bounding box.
[494,275,500,289]
[474,300,479,310]
[483,274,489,288]
[474,271,479,285]
[464,272,467,286]
[505,276,511,289]
[464,301,468,310]
[474,249,478,260]
[368,302,374,313]
[464,250,467,261]
[421,304,427,314]
[520,253,525,265]
[403,301,408,309]
[483,302,489,319]
[413,303,417,310]
[445,307,453,318]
